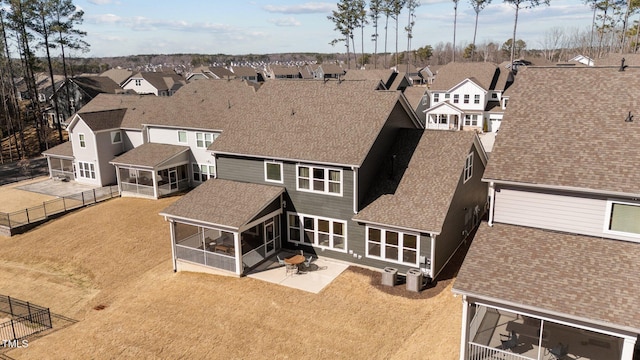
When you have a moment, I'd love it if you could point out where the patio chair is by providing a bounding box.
[548,342,569,360]
[277,256,286,266]
[500,330,518,351]
[303,256,313,268]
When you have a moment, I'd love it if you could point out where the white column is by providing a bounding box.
[488,182,495,226]
[169,220,177,272]
[459,296,469,360]
[621,337,637,360]
[234,232,242,276]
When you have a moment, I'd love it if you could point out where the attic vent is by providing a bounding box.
[625,111,634,122]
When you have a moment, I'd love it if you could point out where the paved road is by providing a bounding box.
[0,157,49,186]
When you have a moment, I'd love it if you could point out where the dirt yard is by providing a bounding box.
[0,177,58,213]
[0,195,464,359]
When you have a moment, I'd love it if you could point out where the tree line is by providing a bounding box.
[327,0,640,68]
[0,0,87,164]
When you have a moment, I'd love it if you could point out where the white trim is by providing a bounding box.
[211,150,358,168]
[177,130,187,143]
[352,167,358,214]
[78,133,86,148]
[263,160,284,184]
[463,152,473,183]
[77,161,96,179]
[485,179,640,203]
[472,300,638,341]
[192,163,215,183]
[286,212,348,253]
[195,132,215,148]
[110,130,122,144]
[295,164,343,197]
[603,199,640,238]
[365,224,420,267]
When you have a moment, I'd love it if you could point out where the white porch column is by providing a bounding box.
[488,182,495,226]
[621,336,637,360]
[234,232,242,276]
[152,171,158,199]
[115,166,122,194]
[459,295,469,360]
[169,220,177,272]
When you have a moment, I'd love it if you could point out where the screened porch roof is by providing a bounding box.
[109,143,189,170]
[453,223,640,334]
[159,179,284,231]
[42,141,74,159]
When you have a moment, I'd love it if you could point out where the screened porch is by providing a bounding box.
[117,164,189,198]
[466,304,626,360]
[171,214,281,275]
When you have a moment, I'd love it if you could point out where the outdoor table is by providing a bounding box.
[284,254,305,274]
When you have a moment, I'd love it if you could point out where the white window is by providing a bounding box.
[474,94,481,104]
[78,161,95,179]
[296,165,342,196]
[464,94,470,104]
[264,161,283,183]
[464,114,479,126]
[605,201,640,237]
[444,93,450,99]
[491,92,498,99]
[433,93,439,103]
[464,153,473,183]
[177,130,187,143]
[421,95,428,105]
[78,133,86,148]
[503,98,509,109]
[111,131,122,144]
[287,212,346,252]
[436,114,447,124]
[196,132,214,148]
[366,226,419,266]
[135,79,141,86]
[453,94,459,103]
[193,163,215,182]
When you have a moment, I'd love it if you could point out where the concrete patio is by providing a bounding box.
[246,250,349,294]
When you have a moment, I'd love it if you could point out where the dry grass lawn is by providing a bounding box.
[0,177,58,213]
[0,195,463,359]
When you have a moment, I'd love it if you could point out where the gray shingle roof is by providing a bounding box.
[72,76,122,97]
[483,67,640,196]
[109,143,189,168]
[159,179,284,229]
[430,62,500,91]
[77,109,127,131]
[353,130,477,233]
[453,223,640,333]
[210,80,415,166]
[402,86,427,109]
[42,141,73,158]
[100,68,132,85]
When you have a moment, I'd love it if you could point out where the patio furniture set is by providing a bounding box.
[278,252,313,275]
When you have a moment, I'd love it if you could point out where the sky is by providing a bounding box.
[73,0,602,58]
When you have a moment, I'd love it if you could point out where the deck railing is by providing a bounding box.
[176,244,236,272]
[467,342,535,360]
[0,185,119,231]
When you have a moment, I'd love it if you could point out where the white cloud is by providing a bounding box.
[268,17,302,27]
[263,2,334,14]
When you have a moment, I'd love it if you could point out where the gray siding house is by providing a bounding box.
[453,66,640,360]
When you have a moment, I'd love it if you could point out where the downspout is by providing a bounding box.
[430,234,436,278]
[115,166,122,195]
[488,181,495,226]
[352,166,358,214]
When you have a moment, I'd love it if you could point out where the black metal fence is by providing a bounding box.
[0,185,120,231]
[0,295,52,341]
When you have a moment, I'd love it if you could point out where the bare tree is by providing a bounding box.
[390,0,407,67]
[504,0,551,64]
[469,0,492,61]
[370,0,383,68]
[539,27,566,61]
[453,0,459,62]
[405,0,419,71]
